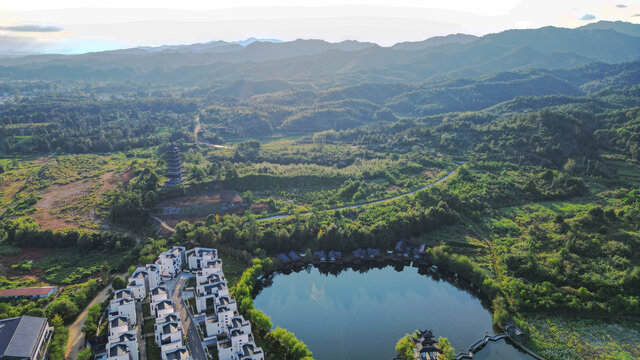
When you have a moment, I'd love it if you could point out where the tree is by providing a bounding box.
[48,298,79,323]
[112,276,126,290]
[438,337,456,360]
[78,348,93,360]
[395,333,415,360]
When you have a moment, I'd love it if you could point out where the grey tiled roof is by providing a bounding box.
[0,316,48,359]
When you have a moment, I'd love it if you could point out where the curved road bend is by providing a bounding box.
[66,280,117,359]
[258,167,460,222]
[151,167,461,232]
[194,115,230,149]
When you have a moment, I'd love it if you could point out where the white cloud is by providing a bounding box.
[0,24,62,32]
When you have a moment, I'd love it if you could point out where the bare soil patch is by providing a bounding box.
[159,189,242,207]
[0,247,51,279]
[33,172,119,230]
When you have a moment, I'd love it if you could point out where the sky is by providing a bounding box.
[0,0,638,55]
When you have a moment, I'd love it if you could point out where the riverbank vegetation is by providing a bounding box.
[233,258,313,360]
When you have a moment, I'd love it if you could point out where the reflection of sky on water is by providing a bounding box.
[254,265,534,360]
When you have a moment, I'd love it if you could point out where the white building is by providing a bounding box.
[195,281,229,313]
[237,343,264,360]
[108,316,130,338]
[187,247,218,270]
[217,329,252,360]
[157,312,181,325]
[107,331,139,360]
[146,264,160,289]
[108,297,137,326]
[197,272,225,287]
[163,346,191,360]
[155,321,183,355]
[152,299,175,318]
[156,247,185,279]
[113,289,133,301]
[195,259,223,285]
[204,305,236,337]
[150,286,169,303]
[107,343,135,360]
[127,268,148,300]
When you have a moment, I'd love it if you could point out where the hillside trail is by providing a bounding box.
[65,274,124,360]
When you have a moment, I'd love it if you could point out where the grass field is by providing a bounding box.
[33,248,134,284]
[518,313,640,360]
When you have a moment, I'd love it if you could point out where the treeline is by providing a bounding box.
[499,195,640,315]
[301,101,640,173]
[234,258,313,360]
[1,218,136,249]
[199,99,384,137]
[109,167,161,225]
[170,166,585,253]
[0,94,197,154]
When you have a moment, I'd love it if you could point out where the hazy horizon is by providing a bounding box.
[1,0,639,56]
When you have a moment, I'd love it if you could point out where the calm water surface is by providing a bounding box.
[254,264,534,360]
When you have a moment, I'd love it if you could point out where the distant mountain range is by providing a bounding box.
[1,21,639,85]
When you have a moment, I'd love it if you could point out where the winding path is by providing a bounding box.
[152,166,460,233]
[65,279,120,359]
[258,167,460,222]
[194,114,230,149]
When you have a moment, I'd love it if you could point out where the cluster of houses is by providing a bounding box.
[186,247,264,360]
[393,241,429,262]
[151,246,190,360]
[276,241,430,268]
[101,245,191,360]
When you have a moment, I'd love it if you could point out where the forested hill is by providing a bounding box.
[1,21,640,83]
[2,56,640,154]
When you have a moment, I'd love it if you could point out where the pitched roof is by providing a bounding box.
[0,287,56,297]
[151,287,167,295]
[109,343,129,356]
[0,316,48,359]
[277,253,291,263]
[165,347,190,360]
[156,300,173,310]
[114,289,132,299]
[162,322,180,334]
[110,316,128,327]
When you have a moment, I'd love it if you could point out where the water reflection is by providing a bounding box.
[254,262,534,360]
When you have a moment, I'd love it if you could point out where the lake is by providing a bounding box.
[254,263,534,360]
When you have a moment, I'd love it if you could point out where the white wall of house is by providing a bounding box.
[150,287,168,303]
[239,343,265,360]
[196,263,223,285]
[126,283,146,301]
[106,343,133,360]
[155,321,183,348]
[109,299,137,326]
[151,300,175,318]
[108,317,130,338]
[107,332,139,360]
[187,247,217,270]
[146,264,160,289]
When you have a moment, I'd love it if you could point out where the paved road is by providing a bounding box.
[136,301,146,360]
[258,167,460,222]
[170,274,207,360]
[194,115,230,149]
[153,166,461,233]
[65,281,116,359]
